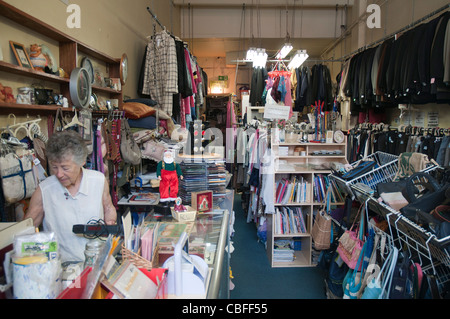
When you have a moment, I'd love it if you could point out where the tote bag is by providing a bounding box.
[312,191,333,250]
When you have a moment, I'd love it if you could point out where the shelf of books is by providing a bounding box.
[267,134,348,268]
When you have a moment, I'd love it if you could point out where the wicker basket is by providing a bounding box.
[121,244,159,270]
[171,206,197,222]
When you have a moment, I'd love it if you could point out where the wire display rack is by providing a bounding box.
[330,152,399,199]
[351,165,450,288]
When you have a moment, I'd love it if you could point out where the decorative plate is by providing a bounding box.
[334,130,345,144]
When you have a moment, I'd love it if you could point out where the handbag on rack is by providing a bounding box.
[389,252,414,299]
[0,152,37,204]
[343,239,367,299]
[343,227,375,299]
[120,119,141,165]
[400,172,448,222]
[140,139,166,162]
[393,152,430,182]
[312,191,333,250]
[361,246,399,299]
[337,203,365,270]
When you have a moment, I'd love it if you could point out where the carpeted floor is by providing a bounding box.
[229,193,327,299]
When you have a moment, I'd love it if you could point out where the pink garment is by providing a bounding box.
[180,96,186,128]
[182,96,191,115]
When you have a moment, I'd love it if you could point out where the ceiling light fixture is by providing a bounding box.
[276,43,293,59]
[246,47,257,61]
[288,50,309,69]
[253,48,268,68]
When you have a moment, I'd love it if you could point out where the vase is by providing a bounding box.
[279,129,285,143]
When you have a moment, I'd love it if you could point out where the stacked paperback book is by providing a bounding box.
[273,239,295,263]
[179,158,227,204]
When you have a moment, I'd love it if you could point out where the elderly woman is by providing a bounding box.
[24,130,117,263]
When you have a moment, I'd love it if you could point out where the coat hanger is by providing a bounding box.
[63,108,87,130]
[3,114,42,141]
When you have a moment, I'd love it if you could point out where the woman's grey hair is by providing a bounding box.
[46,130,88,166]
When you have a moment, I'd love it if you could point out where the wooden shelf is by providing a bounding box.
[0,61,70,84]
[0,0,124,111]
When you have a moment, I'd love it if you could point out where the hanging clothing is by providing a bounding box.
[142,31,179,116]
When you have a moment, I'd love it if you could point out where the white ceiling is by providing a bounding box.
[174,0,355,61]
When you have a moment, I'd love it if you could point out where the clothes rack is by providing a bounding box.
[332,3,450,63]
[147,6,165,31]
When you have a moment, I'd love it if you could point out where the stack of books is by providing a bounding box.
[273,239,295,263]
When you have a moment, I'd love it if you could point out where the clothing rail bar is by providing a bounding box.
[332,3,450,63]
[147,6,165,30]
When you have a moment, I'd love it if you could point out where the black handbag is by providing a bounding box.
[400,172,448,222]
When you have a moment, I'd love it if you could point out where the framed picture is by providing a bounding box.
[191,191,213,213]
[9,41,34,69]
[326,131,334,144]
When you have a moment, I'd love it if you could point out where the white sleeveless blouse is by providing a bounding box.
[41,168,105,262]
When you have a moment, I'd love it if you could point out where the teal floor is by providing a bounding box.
[229,193,327,299]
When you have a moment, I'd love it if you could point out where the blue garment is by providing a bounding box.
[278,76,287,102]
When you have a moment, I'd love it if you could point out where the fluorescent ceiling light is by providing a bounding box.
[276,43,293,59]
[246,47,257,61]
[288,50,309,69]
[253,48,268,68]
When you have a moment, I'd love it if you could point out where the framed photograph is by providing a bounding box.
[191,191,213,213]
[326,131,334,144]
[9,41,34,69]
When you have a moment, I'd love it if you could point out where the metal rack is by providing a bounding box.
[350,166,450,288]
[331,151,399,199]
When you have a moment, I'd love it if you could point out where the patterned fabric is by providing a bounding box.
[142,31,178,116]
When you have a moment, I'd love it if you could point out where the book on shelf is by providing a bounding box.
[275,176,309,204]
[274,207,307,235]
[313,174,344,204]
